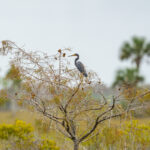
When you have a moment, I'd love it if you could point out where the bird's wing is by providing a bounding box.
[76,61,86,74]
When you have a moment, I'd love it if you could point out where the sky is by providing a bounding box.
[0,0,150,86]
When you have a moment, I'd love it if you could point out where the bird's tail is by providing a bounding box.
[83,72,88,77]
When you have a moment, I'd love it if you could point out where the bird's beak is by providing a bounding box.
[68,54,76,57]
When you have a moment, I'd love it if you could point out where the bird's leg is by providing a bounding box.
[79,74,84,82]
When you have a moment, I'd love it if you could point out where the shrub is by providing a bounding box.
[39,138,59,150]
[83,120,150,150]
[0,120,59,150]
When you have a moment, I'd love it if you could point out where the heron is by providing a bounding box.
[69,53,88,77]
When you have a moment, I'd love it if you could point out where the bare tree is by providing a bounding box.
[0,40,150,150]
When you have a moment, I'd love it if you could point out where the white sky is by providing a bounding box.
[0,0,150,86]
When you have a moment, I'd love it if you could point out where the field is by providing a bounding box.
[0,110,75,150]
[0,110,150,150]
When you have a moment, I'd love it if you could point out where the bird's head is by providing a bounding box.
[68,53,79,57]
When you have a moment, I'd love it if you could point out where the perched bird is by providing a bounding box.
[69,53,88,77]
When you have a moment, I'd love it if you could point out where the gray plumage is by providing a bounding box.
[74,53,88,77]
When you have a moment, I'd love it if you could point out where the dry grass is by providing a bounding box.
[0,110,150,150]
[0,110,74,150]
[0,110,37,125]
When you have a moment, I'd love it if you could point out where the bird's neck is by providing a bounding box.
[75,55,79,64]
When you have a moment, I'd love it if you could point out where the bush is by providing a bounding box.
[0,90,9,106]
[39,138,59,150]
[83,120,150,150]
[0,120,59,150]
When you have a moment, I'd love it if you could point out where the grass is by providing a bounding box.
[0,110,37,125]
[0,110,150,150]
[0,110,74,150]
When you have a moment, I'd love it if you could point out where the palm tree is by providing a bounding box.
[120,36,150,71]
[112,68,144,87]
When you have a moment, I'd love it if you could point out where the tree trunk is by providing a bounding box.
[74,141,79,150]
[135,57,141,71]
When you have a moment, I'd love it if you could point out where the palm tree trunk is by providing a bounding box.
[135,57,141,71]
